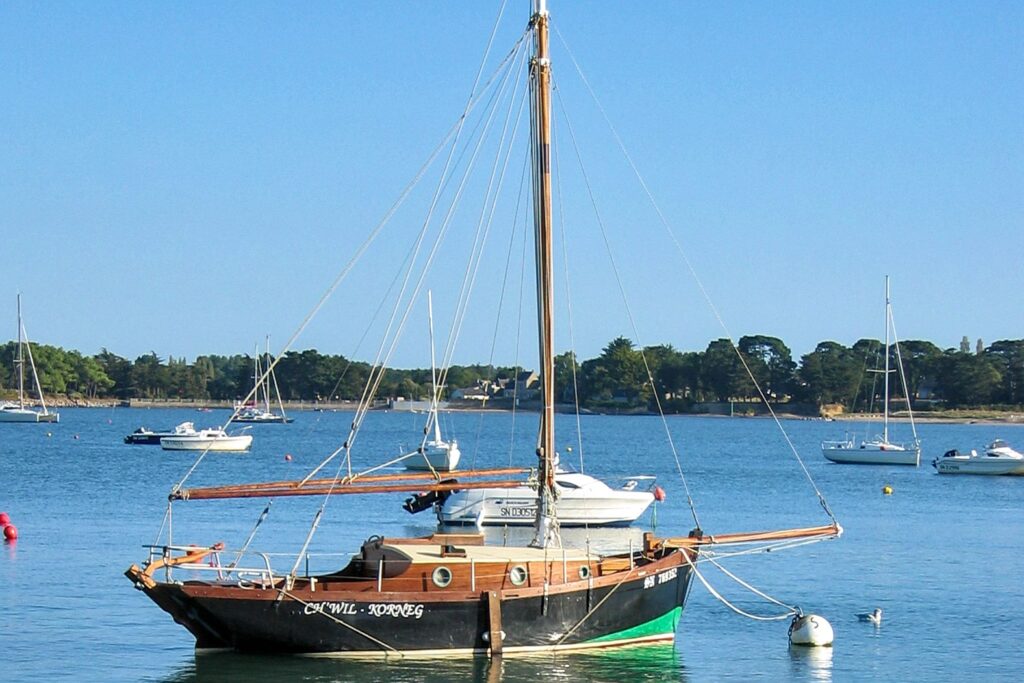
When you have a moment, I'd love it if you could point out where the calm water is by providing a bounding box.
[1,408,1022,681]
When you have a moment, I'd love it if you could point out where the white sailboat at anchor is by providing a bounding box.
[822,276,920,465]
[404,291,461,472]
[0,294,59,424]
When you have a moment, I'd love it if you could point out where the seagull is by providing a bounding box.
[857,608,883,626]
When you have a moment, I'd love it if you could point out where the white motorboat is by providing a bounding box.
[161,426,253,452]
[404,291,461,472]
[822,276,919,465]
[125,421,197,445]
[933,440,1024,475]
[0,295,59,424]
[424,471,656,527]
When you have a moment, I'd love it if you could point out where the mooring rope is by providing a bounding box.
[682,551,797,622]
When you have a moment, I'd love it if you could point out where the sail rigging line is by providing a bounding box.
[888,301,919,444]
[226,501,273,574]
[18,319,49,415]
[508,201,531,467]
[554,27,837,526]
[345,23,530,428]
[169,49,527,494]
[289,446,354,579]
[344,33,530,467]
[552,83,702,530]
[431,61,530,417]
[469,150,531,469]
[304,38,530,488]
[426,46,532,453]
[551,88,586,477]
[681,551,797,622]
[294,33,531,487]
[696,535,838,563]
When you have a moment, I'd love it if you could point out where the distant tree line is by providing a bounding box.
[1,336,1022,411]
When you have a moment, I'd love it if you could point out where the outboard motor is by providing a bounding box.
[402,480,457,514]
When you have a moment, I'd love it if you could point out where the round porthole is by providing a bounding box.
[578,565,591,580]
[432,566,453,588]
[509,565,528,586]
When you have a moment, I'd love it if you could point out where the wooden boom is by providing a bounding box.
[172,468,532,501]
[660,523,843,549]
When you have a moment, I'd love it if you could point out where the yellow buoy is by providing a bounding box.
[882,485,893,495]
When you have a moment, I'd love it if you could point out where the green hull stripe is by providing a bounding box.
[587,607,683,644]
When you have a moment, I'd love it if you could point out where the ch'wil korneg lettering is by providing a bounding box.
[303,602,425,619]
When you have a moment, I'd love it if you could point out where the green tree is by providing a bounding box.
[737,335,795,401]
[797,341,861,406]
[985,340,1024,404]
[935,351,1002,406]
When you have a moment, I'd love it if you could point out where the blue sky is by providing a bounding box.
[1,1,1021,368]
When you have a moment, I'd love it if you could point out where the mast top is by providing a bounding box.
[533,0,549,17]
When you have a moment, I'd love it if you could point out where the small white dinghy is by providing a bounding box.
[932,440,1024,476]
[161,426,253,452]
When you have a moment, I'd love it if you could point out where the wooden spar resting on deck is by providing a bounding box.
[170,466,532,501]
[660,523,843,549]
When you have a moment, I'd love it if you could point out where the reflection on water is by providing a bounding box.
[160,642,686,683]
[788,645,833,682]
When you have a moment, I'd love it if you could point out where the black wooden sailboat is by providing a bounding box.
[126,1,840,656]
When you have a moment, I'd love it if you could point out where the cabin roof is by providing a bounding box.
[383,542,598,565]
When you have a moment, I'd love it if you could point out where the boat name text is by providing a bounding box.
[302,601,425,619]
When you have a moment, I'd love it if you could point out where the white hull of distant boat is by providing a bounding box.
[822,439,920,466]
[437,472,654,526]
[0,403,58,423]
[933,441,1024,475]
[404,440,461,472]
[161,429,253,452]
[233,407,294,424]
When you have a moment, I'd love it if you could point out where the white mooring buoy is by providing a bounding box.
[788,614,834,647]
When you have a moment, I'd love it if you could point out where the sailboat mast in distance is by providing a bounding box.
[16,293,25,409]
[530,0,556,544]
[883,275,891,444]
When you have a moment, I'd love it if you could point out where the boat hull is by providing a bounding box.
[0,407,58,423]
[125,432,171,445]
[233,416,294,424]
[821,445,919,466]
[439,487,654,527]
[161,435,254,452]
[404,443,461,472]
[129,557,691,656]
[933,458,1024,475]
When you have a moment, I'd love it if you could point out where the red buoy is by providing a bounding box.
[3,524,17,541]
[0,512,9,526]
[653,485,666,502]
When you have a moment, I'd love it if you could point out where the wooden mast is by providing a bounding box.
[529,0,556,546]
